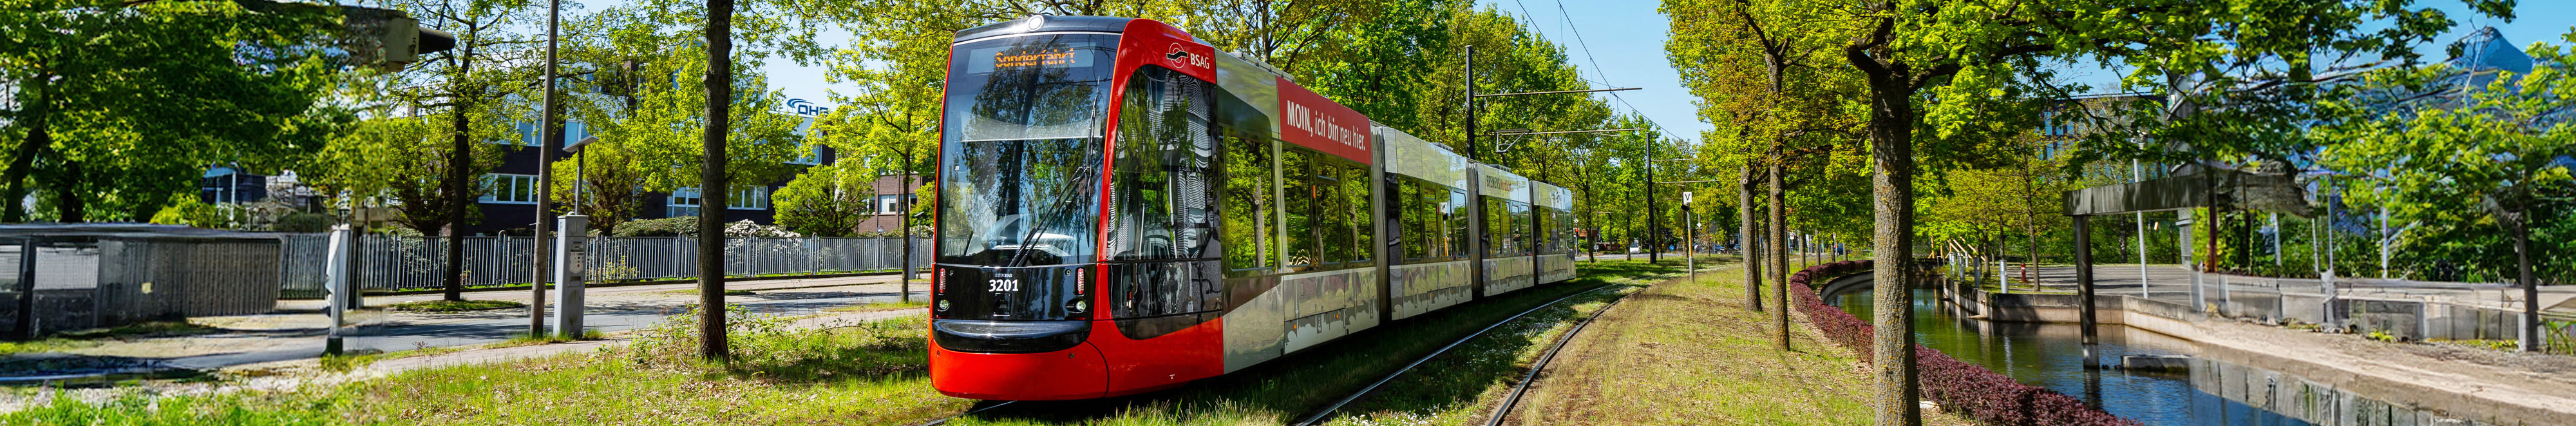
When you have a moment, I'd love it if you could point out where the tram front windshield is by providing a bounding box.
[939,34,1119,267]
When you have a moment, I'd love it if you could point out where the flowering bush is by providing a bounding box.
[1786,260,2138,426]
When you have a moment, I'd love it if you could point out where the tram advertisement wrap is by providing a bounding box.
[1278,78,1372,164]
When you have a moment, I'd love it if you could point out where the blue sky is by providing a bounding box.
[754,1,2575,144]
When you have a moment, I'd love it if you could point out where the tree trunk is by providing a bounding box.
[2506,195,2539,353]
[49,151,84,223]
[698,0,735,362]
[3,107,44,223]
[3,78,47,223]
[442,99,473,302]
[1769,160,1790,351]
[900,149,914,302]
[1742,164,1763,313]
[1862,81,1920,426]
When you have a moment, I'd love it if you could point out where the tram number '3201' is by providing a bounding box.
[988,277,1021,292]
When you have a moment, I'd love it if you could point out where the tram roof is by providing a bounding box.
[954,15,1137,43]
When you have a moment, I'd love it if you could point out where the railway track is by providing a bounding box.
[1290,272,1675,426]
[920,268,1707,426]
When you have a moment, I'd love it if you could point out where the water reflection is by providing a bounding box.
[1832,289,2218,426]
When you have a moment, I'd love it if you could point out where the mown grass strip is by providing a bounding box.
[1481,264,1982,426]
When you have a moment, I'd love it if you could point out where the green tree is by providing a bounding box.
[770,161,876,237]
[2320,34,2574,351]
[1,0,352,223]
[380,0,540,301]
[311,113,506,245]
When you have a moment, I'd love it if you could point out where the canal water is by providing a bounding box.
[1835,289,2318,426]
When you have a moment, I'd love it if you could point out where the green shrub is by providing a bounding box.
[273,212,336,233]
[612,217,698,237]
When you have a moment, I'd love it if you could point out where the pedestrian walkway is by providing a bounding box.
[0,274,925,381]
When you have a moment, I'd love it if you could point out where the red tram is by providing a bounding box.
[930,15,1581,400]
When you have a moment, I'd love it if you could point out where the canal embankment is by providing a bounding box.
[1923,273,2576,426]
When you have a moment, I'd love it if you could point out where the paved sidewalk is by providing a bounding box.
[1,274,927,381]
[361,307,928,374]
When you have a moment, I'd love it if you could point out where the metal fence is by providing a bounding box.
[283,235,929,293]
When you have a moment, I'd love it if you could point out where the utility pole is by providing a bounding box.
[528,0,563,337]
[1461,43,1638,257]
[1464,46,1476,163]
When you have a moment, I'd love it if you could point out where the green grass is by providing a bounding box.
[384,299,527,313]
[481,329,612,349]
[1492,266,1978,426]
[0,322,224,356]
[828,300,930,313]
[5,313,967,425]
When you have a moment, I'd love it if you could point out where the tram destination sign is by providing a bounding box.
[966,41,1103,74]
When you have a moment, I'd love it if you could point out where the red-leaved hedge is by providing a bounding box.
[1787,260,2139,426]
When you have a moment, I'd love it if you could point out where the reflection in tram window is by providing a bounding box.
[1108,65,1217,261]
[936,34,1117,267]
[1219,130,1273,273]
[1446,189,1470,258]
[1344,164,1372,264]
[1317,161,1348,266]
[1282,150,1315,267]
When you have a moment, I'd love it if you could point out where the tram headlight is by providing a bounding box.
[936,300,951,312]
[1066,299,1088,314]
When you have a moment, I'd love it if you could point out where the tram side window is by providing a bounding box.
[1509,201,1534,256]
[1561,210,1577,254]
[1446,189,1470,258]
[1108,65,1217,260]
[1220,130,1274,273]
[1282,150,1316,268]
[1344,164,1372,264]
[1316,160,1349,266]
[1397,179,1426,260]
[1492,200,1506,256]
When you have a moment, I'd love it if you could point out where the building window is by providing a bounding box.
[504,121,590,146]
[729,186,769,210]
[668,188,701,217]
[480,174,540,204]
[877,194,900,214]
[787,146,823,165]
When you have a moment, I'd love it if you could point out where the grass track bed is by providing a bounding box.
[1495,264,1978,425]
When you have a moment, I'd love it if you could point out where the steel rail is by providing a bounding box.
[1291,274,1667,426]
[1482,285,1642,426]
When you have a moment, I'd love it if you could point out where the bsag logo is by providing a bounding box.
[1165,43,1208,69]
